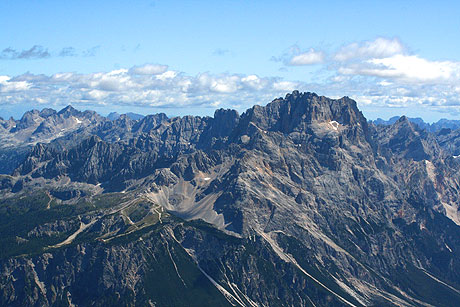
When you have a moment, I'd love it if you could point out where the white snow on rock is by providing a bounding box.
[240,135,250,144]
[329,120,340,130]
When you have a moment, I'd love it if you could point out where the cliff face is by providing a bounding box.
[1,92,460,306]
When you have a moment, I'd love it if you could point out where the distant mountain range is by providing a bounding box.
[1,92,460,306]
[107,111,145,121]
[372,116,460,132]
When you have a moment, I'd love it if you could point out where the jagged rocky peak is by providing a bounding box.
[57,105,81,118]
[214,108,239,122]
[132,113,168,133]
[114,113,135,127]
[107,112,121,120]
[126,112,145,121]
[0,116,15,130]
[382,115,441,161]
[239,90,367,133]
[108,112,145,121]
[391,115,425,140]
[81,135,103,148]
[11,109,42,131]
[39,108,57,118]
[209,108,240,137]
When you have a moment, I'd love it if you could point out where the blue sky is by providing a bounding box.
[1,0,460,122]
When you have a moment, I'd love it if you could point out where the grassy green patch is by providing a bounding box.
[0,191,128,258]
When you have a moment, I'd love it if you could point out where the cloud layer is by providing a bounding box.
[1,38,460,118]
[0,64,300,112]
[280,37,460,114]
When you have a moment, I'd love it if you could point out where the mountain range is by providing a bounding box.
[1,91,460,306]
[372,116,460,132]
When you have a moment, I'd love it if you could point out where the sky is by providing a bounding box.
[1,0,460,122]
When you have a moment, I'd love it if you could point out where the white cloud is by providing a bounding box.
[0,76,30,92]
[289,49,325,65]
[83,89,109,100]
[156,70,177,81]
[302,37,460,112]
[0,66,298,112]
[273,81,298,91]
[334,37,405,61]
[273,45,325,66]
[369,55,459,83]
[3,36,460,118]
[337,54,460,84]
[129,64,168,75]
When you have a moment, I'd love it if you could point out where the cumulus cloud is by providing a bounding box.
[129,64,168,75]
[289,49,325,65]
[271,37,460,113]
[0,76,30,92]
[332,39,460,86]
[0,64,302,112]
[333,37,406,61]
[2,36,460,118]
[272,45,325,66]
[340,55,460,84]
[276,38,403,66]
[2,57,460,117]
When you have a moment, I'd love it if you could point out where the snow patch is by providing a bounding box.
[329,121,340,130]
[240,135,250,144]
[424,160,436,182]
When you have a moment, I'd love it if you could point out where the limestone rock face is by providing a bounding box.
[1,92,460,306]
